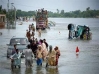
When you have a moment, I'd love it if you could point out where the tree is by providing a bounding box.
[60,10,64,14]
[60,10,65,17]
[0,5,2,12]
[56,9,59,14]
[86,7,90,11]
[6,8,99,18]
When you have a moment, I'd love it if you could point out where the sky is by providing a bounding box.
[0,0,99,12]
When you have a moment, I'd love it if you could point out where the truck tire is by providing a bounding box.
[18,65,21,68]
[42,28,45,30]
[36,26,38,30]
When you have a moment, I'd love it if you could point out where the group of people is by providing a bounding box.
[25,32,60,67]
[10,23,60,69]
[25,39,60,67]
[26,23,42,41]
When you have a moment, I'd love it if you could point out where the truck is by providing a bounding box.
[35,9,48,30]
[68,24,92,40]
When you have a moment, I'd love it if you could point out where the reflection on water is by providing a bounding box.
[46,67,59,74]
[25,68,32,74]
[76,53,79,58]
[10,65,59,74]
[36,66,43,74]
[11,68,21,74]
[35,66,59,74]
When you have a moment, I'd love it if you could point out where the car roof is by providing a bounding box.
[11,37,27,39]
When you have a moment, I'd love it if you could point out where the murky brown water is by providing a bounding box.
[0,18,99,74]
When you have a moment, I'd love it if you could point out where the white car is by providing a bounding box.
[7,37,29,58]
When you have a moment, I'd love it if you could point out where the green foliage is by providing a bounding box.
[0,5,6,14]
[13,7,99,18]
[8,9,15,25]
[1,6,99,18]
[16,10,36,17]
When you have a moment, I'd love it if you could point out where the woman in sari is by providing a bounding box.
[36,45,43,66]
[47,45,56,66]
[54,46,60,66]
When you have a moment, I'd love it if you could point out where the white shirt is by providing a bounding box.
[25,49,33,60]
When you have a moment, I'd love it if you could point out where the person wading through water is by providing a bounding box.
[46,45,56,67]
[24,44,33,68]
[36,45,43,66]
[54,46,60,66]
[26,30,31,41]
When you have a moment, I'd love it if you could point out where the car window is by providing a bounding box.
[10,38,27,45]
[20,39,27,44]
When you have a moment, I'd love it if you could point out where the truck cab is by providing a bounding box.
[36,20,46,30]
[35,9,48,30]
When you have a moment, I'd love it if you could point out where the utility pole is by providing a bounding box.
[11,3,16,26]
[7,0,9,27]
[15,7,16,26]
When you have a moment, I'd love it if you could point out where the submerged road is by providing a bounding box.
[0,19,99,74]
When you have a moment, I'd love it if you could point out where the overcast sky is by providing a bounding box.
[0,0,99,12]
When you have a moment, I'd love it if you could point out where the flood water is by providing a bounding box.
[0,18,99,74]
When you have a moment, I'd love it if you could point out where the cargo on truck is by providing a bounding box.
[35,8,48,30]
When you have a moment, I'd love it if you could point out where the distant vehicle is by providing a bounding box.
[7,37,29,58]
[19,22,23,25]
[35,9,48,30]
[48,21,56,27]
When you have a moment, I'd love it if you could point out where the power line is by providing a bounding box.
[14,3,57,11]
[1,0,7,4]
[1,0,4,3]
[0,1,59,12]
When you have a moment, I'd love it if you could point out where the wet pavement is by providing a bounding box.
[0,18,99,74]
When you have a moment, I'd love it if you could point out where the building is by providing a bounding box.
[0,14,6,28]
